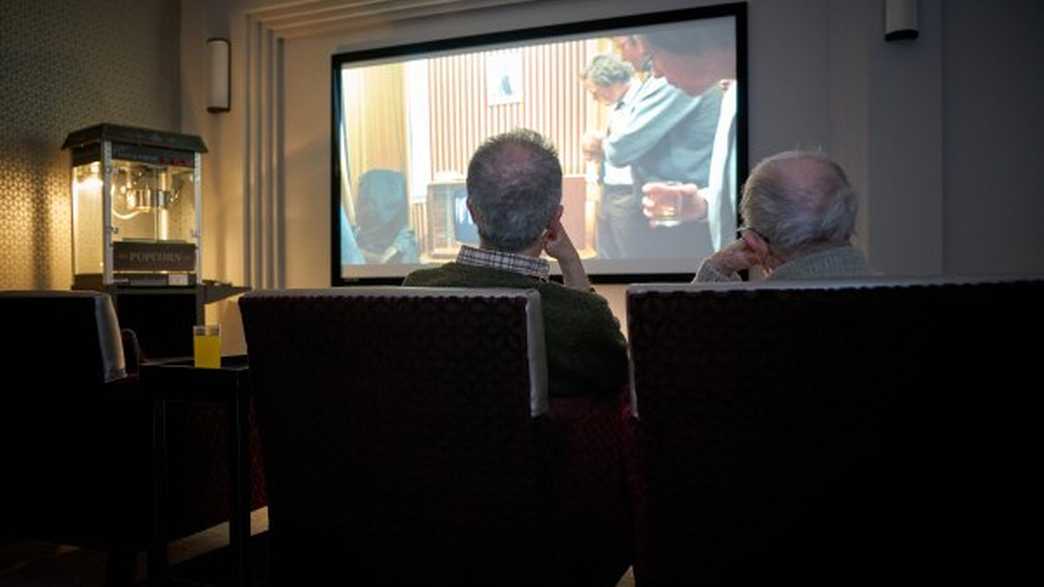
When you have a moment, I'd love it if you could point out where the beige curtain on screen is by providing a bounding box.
[343,64,408,218]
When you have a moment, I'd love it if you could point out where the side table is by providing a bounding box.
[141,355,253,587]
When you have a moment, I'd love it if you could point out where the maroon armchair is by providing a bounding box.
[626,277,1043,585]
[0,291,151,581]
[0,291,268,584]
[240,287,559,586]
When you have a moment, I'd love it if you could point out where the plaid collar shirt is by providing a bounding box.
[456,245,550,282]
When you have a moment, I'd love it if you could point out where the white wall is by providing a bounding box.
[942,0,1044,275]
[865,0,946,276]
[179,0,1044,348]
[181,0,242,351]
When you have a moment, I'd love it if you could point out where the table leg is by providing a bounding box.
[149,398,169,581]
[228,388,251,586]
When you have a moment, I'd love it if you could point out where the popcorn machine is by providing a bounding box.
[63,124,247,358]
[63,124,206,288]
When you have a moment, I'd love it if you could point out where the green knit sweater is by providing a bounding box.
[403,262,629,398]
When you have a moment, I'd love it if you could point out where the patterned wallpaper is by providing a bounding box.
[0,0,180,289]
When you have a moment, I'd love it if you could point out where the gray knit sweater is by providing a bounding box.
[696,245,871,282]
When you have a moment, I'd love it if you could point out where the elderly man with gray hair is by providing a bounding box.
[404,129,629,399]
[696,151,871,282]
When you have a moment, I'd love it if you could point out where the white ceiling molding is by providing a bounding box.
[242,19,282,289]
[249,0,546,39]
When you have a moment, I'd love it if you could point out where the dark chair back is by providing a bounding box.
[627,277,1044,585]
[1,290,126,383]
[0,291,150,548]
[240,287,551,585]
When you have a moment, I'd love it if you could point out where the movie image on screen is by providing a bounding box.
[332,4,746,283]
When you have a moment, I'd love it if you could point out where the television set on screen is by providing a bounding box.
[332,3,747,284]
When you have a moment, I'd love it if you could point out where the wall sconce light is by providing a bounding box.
[885,0,919,42]
[207,38,231,112]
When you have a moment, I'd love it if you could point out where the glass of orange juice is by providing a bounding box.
[193,324,222,368]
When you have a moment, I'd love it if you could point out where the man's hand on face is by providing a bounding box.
[705,229,781,278]
[582,131,605,162]
[544,218,592,292]
[543,218,579,262]
[640,182,708,227]
[705,237,760,277]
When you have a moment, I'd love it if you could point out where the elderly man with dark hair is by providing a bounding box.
[696,151,871,281]
[404,129,628,399]
[580,53,634,103]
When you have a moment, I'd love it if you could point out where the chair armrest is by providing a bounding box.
[120,328,142,376]
[101,330,143,401]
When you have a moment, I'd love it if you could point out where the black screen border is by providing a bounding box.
[331,2,748,285]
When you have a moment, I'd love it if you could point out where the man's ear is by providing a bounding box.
[553,205,564,224]
[466,200,480,223]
